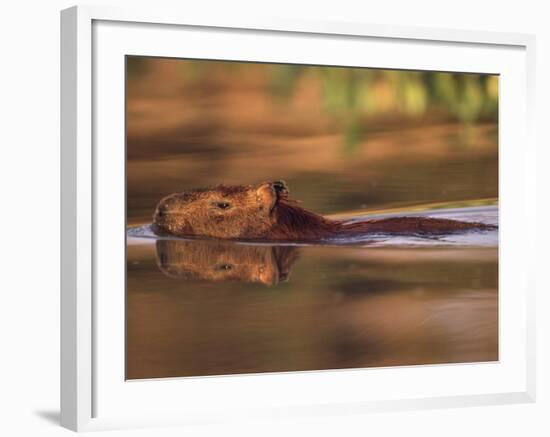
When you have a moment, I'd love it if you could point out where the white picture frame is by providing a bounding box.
[60,5,536,432]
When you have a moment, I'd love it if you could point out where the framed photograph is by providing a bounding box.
[61,5,536,432]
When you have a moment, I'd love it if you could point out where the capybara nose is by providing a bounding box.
[154,193,181,220]
[156,203,168,217]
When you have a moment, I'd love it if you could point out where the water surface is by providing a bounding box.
[127,204,498,379]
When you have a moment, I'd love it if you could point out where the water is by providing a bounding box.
[125,59,498,380]
[126,204,498,379]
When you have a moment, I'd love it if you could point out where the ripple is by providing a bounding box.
[127,204,498,248]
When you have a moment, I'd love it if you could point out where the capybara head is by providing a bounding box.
[152,181,290,239]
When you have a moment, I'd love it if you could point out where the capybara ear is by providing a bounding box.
[256,182,279,211]
[271,180,289,196]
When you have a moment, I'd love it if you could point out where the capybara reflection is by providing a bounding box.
[153,181,496,241]
[155,239,299,286]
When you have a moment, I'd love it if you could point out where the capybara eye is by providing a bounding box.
[214,263,234,271]
[214,201,231,210]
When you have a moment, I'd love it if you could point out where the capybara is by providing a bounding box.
[152,181,496,241]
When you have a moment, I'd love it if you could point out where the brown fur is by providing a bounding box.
[152,181,496,241]
[155,239,299,286]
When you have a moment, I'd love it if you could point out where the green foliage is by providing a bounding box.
[343,117,364,155]
[268,65,498,151]
[270,64,304,98]
[138,58,498,153]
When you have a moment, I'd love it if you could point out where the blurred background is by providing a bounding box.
[126,57,498,223]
